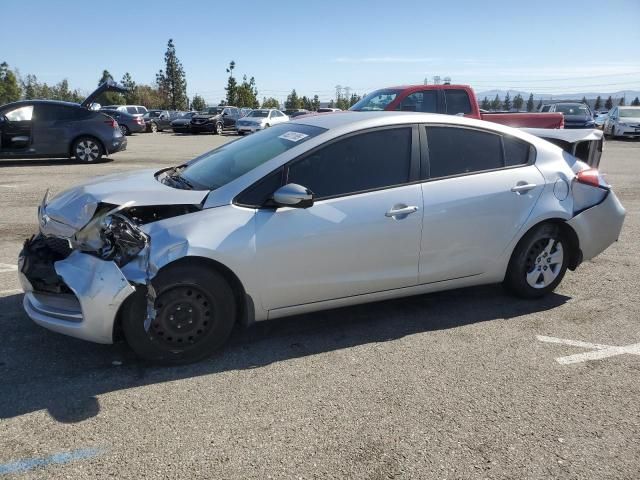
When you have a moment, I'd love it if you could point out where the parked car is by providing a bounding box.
[102,105,148,116]
[240,108,253,117]
[543,103,595,129]
[143,110,176,133]
[317,108,342,113]
[284,108,308,116]
[191,106,242,134]
[603,106,640,139]
[19,112,625,364]
[236,109,289,134]
[0,81,127,162]
[100,109,146,136]
[289,110,312,119]
[350,85,564,128]
[170,111,198,133]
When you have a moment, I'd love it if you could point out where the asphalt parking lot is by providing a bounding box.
[0,132,639,479]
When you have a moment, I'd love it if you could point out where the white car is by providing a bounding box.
[236,109,289,134]
[603,106,640,139]
[20,112,625,364]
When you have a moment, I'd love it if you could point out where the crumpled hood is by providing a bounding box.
[43,169,209,232]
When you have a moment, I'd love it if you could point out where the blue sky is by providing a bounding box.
[1,0,639,104]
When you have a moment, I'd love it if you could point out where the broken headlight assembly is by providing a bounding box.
[72,203,148,267]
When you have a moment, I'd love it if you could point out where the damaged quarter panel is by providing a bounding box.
[120,205,262,317]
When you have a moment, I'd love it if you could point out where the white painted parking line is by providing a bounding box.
[537,335,640,365]
[0,264,17,273]
[0,289,22,296]
[0,184,20,189]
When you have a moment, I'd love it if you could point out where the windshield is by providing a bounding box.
[180,123,326,190]
[555,104,589,115]
[619,108,640,118]
[248,110,269,118]
[350,89,402,111]
[206,108,223,115]
[144,111,162,118]
[181,112,196,118]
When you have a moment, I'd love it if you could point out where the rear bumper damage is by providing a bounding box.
[568,190,626,261]
[20,237,136,344]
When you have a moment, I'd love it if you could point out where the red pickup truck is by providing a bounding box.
[350,84,564,129]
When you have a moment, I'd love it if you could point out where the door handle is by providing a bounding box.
[385,205,419,218]
[511,183,537,194]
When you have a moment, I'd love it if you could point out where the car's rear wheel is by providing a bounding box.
[120,125,130,136]
[149,122,158,133]
[72,137,103,163]
[122,263,236,364]
[215,122,223,135]
[504,223,569,298]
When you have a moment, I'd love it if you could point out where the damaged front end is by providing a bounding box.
[20,198,200,344]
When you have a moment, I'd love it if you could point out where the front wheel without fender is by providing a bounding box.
[503,223,569,298]
[121,264,236,364]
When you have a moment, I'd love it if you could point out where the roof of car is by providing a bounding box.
[1,99,81,109]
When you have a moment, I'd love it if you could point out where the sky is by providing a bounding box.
[1,0,639,104]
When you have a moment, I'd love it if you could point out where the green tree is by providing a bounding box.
[631,97,640,106]
[594,95,602,110]
[155,39,188,110]
[349,93,361,107]
[490,94,501,111]
[605,96,613,110]
[285,89,302,109]
[311,95,320,111]
[0,62,22,104]
[22,74,39,99]
[301,95,312,110]
[121,72,137,104]
[480,97,491,110]
[224,60,238,106]
[618,97,625,106]
[97,69,123,105]
[513,93,524,111]
[328,99,335,108]
[526,93,535,112]
[191,94,206,111]
[502,92,512,111]
[581,96,588,105]
[262,97,280,108]
[235,75,259,108]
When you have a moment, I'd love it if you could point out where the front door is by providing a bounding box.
[254,126,423,311]
[418,125,544,283]
[0,105,34,155]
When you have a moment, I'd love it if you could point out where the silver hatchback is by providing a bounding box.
[19,112,625,364]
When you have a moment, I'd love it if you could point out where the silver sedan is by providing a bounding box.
[19,112,626,364]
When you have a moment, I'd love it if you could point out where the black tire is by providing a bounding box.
[503,223,569,299]
[149,122,158,133]
[215,122,223,135]
[122,263,236,364]
[120,125,130,136]
[265,123,270,128]
[72,136,103,163]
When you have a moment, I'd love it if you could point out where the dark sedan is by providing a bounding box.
[0,81,127,163]
[170,111,198,133]
[100,109,146,136]
[191,106,241,134]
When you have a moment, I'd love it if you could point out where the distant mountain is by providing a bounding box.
[475,89,640,101]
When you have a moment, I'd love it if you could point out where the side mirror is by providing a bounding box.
[272,183,314,208]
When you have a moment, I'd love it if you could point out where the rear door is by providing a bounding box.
[32,104,75,155]
[418,125,544,284]
[254,126,423,310]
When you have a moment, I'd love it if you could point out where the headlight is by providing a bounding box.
[72,203,148,266]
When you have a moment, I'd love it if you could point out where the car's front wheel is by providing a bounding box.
[122,263,236,364]
[149,122,158,133]
[72,137,103,163]
[215,122,223,135]
[504,223,569,298]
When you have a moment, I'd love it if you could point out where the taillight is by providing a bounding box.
[576,168,609,189]
[137,117,144,125]
[104,118,117,129]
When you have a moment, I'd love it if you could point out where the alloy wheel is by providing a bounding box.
[75,139,100,162]
[525,238,564,288]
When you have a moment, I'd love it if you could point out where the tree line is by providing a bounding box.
[480,92,640,112]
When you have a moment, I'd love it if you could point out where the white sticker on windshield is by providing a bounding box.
[279,131,309,142]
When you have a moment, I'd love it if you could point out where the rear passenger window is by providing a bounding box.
[126,107,137,114]
[287,128,412,199]
[503,135,531,166]
[444,89,472,115]
[426,127,502,178]
[397,91,437,113]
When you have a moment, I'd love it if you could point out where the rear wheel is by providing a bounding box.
[72,137,103,163]
[122,264,236,364]
[119,125,130,136]
[504,223,569,298]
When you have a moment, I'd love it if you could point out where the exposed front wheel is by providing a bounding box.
[215,122,223,135]
[72,137,103,163]
[149,122,158,133]
[504,223,569,298]
[122,264,236,364]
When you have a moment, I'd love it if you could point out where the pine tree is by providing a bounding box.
[480,97,491,110]
[605,96,613,110]
[502,92,512,111]
[581,96,588,105]
[261,97,280,108]
[0,62,21,104]
[618,97,625,106]
[312,95,320,111]
[236,75,259,108]
[96,69,122,105]
[285,89,301,109]
[526,93,534,112]
[155,39,188,110]
[513,93,524,111]
[22,74,39,99]
[632,97,640,106]
[491,94,501,111]
[191,94,206,111]
[225,61,238,106]
[121,72,137,104]
[594,96,602,110]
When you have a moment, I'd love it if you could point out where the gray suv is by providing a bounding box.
[0,81,128,163]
